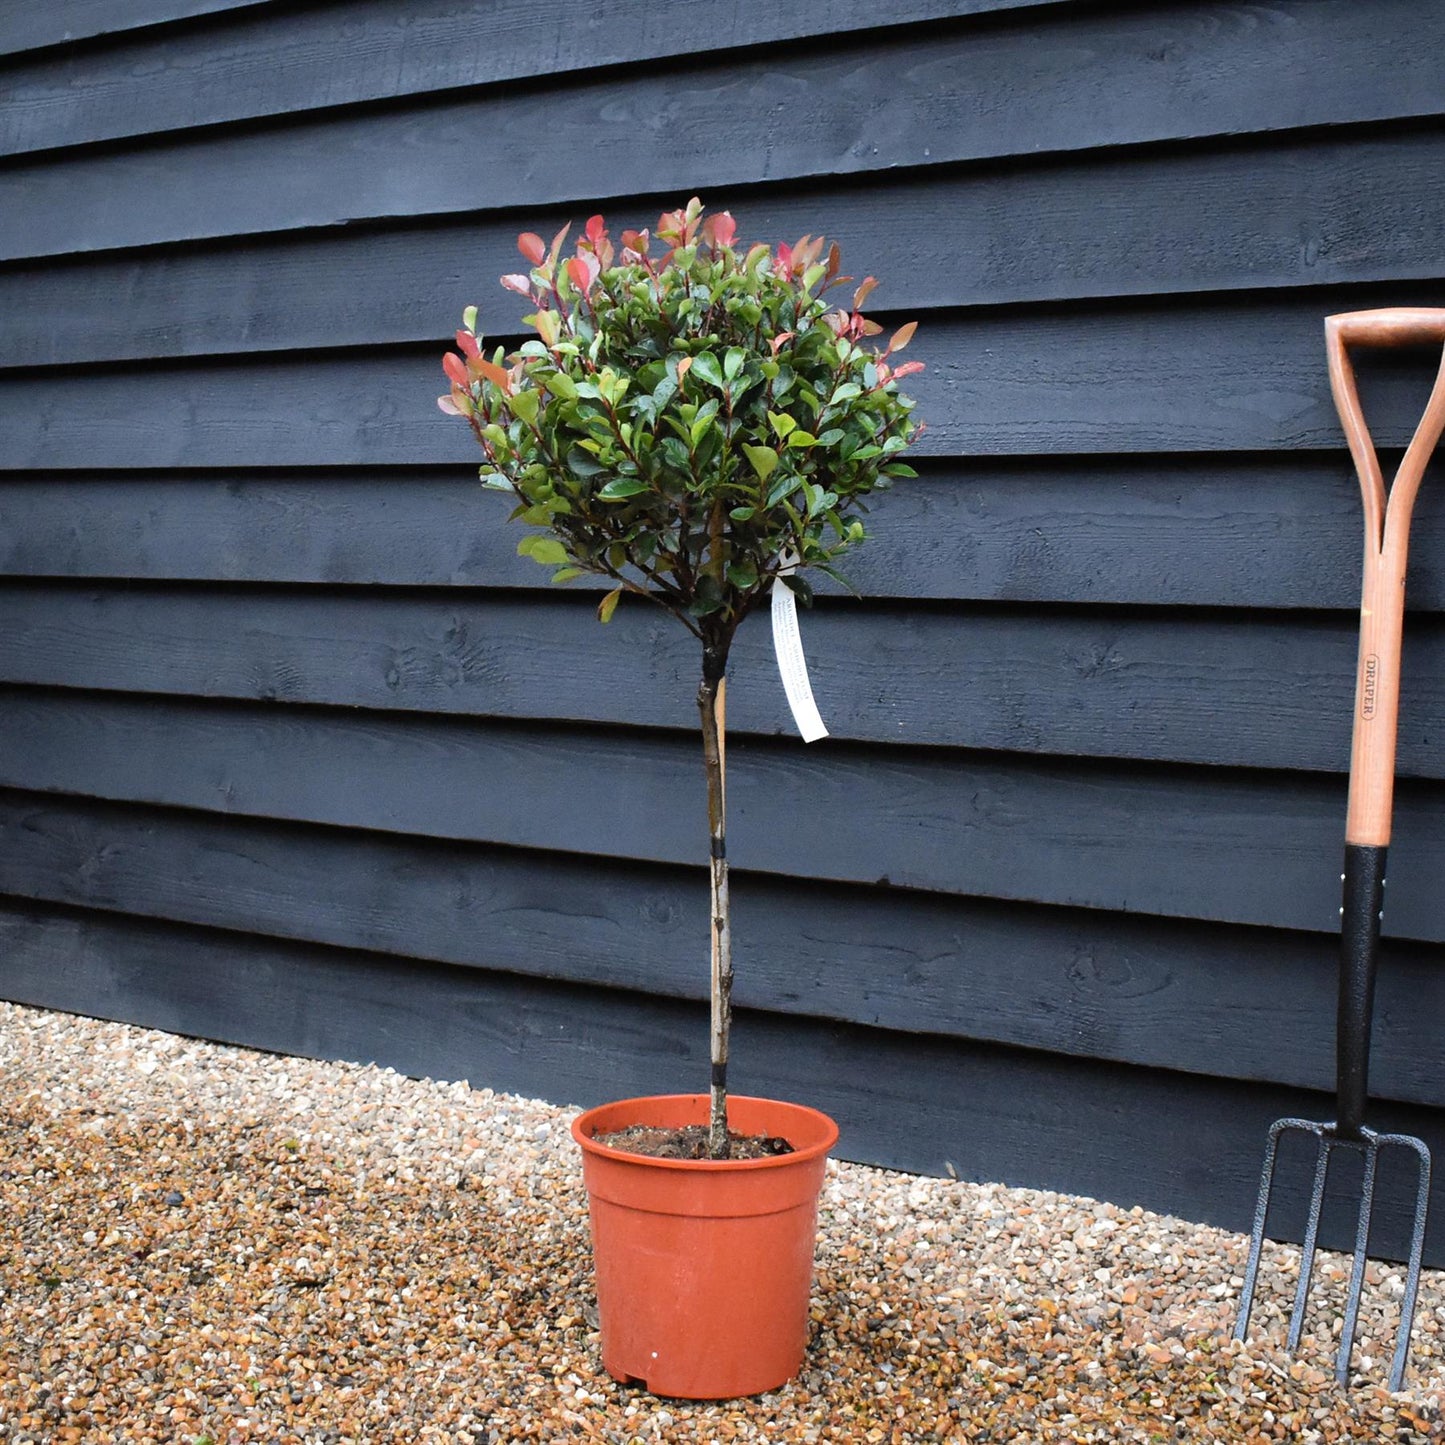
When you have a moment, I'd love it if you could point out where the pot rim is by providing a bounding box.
[571,1092,838,1173]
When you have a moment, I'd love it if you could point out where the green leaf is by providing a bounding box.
[730,506,756,521]
[462,305,478,332]
[723,347,746,381]
[550,567,586,584]
[597,478,650,501]
[508,388,539,424]
[768,411,797,440]
[687,574,726,617]
[546,371,579,401]
[787,430,818,448]
[743,444,779,482]
[689,352,725,389]
[765,474,798,509]
[660,436,692,474]
[597,585,623,624]
[815,563,861,598]
[726,560,759,588]
[781,572,815,606]
[566,447,605,478]
[690,398,720,447]
[527,537,568,566]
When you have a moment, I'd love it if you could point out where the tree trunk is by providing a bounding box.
[698,650,732,1159]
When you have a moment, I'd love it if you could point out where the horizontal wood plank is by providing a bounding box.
[0,0,272,60]
[9,128,1445,367]
[2,899,1440,1261]
[3,686,1445,940]
[6,296,1445,467]
[8,459,1444,612]
[1,0,1441,261]
[7,582,1445,775]
[0,0,1051,156]
[2,791,1442,1107]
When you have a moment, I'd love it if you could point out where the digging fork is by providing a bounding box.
[1233,308,1445,1391]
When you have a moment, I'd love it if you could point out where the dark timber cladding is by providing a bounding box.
[1,1,1444,1258]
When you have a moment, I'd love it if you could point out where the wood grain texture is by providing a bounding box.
[9,458,1443,611]
[2,898,1440,1261]
[8,582,1445,775]
[3,686,1445,941]
[2,790,1442,1107]
[9,128,1445,367]
[1,0,1440,261]
[0,0,1054,156]
[0,0,272,60]
[6,296,1445,468]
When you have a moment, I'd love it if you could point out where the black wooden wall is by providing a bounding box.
[4,0,1445,1257]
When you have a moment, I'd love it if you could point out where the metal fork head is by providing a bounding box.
[1233,1117,1432,1392]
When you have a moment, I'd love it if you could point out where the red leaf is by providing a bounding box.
[517,232,546,265]
[442,352,468,387]
[775,242,794,276]
[769,330,795,355]
[477,358,511,390]
[455,330,480,358]
[889,321,918,353]
[437,394,461,415]
[853,276,878,311]
[585,214,606,244]
[566,254,599,293]
[549,221,572,263]
[500,273,533,296]
[702,210,737,249]
[621,228,649,255]
[891,360,925,379]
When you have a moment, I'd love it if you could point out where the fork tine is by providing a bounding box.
[1334,1136,1380,1384]
[1235,1118,1291,1343]
[1287,1135,1333,1353]
[1385,1134,1432,1393]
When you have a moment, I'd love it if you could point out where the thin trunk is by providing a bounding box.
[698,650,731,1159]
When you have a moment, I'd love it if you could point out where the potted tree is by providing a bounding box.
[438,198,921,1398]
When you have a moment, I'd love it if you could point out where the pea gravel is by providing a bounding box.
[1,1001,1442,1443]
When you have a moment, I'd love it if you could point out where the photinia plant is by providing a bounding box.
[439,197,922,1157]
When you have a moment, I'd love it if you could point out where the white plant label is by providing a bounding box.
[771,556,828,743]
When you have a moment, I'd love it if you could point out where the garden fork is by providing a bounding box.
[1233,308,1445,1391]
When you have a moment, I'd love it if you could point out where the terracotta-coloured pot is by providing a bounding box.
[570,1093,839,1400]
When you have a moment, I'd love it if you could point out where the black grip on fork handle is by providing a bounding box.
[1338,843,1386,1139]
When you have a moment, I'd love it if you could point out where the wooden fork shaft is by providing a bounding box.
[1325,309,1445,846]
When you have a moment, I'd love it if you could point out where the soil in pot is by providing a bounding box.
[593,1124,794,1160]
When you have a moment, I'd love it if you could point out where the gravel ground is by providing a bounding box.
[1,1001,1441,1443]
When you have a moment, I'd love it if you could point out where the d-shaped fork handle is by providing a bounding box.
[1325,308,1445,847]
